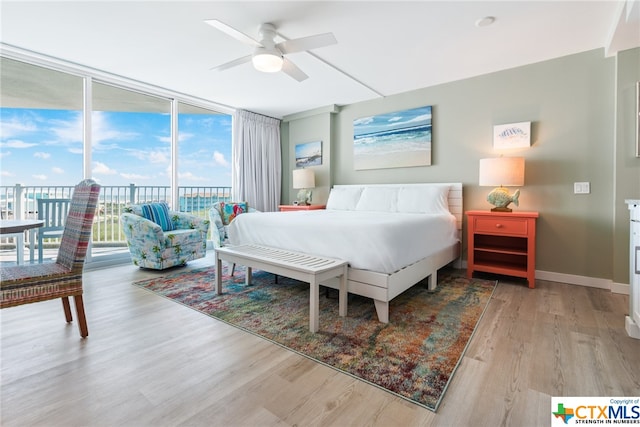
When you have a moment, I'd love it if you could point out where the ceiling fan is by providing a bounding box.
[205,19,337,82]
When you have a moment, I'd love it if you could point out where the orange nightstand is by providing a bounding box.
[466,210,539,288]
[279,205,326,212]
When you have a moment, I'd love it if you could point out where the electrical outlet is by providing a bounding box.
[574,182,590,194]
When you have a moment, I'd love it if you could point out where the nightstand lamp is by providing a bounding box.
[479,157,525,212]
[292,168,315,206]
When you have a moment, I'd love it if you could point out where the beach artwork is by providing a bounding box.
[353,106,432,170]
[493,122,531,149]
[295,140,322,167]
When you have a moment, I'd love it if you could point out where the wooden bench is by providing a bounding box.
[214,244,348,333]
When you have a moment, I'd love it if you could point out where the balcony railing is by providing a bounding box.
[1,184,231,253]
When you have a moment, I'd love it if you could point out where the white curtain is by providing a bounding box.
[232,110,282,212]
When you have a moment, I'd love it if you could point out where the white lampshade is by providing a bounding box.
[252,48,283,73]
[292,168,315,189]
[292,169,315,206]
[479,157,525,187]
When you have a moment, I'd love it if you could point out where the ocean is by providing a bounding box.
[354,124,432,156]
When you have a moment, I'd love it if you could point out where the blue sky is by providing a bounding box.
[0,108,232,187]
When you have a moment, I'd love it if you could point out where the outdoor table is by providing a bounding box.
[0,219,44,265]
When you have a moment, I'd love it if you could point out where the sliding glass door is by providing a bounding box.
[90,81,172,262]
[0,58,84,263]
[0,55,233,267]
[177,102,233,216]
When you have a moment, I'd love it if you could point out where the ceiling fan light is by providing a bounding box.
[252,51,283,72]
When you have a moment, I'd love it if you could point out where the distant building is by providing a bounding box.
[179,191,231,212]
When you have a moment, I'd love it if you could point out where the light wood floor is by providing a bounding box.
[2,253,639,427]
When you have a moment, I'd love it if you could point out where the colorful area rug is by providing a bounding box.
[133,266,496,411]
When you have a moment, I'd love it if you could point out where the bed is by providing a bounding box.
[227,182,463,323]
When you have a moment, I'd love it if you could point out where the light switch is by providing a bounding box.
[574,182,590,194]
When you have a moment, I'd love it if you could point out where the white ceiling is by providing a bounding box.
[1,1,639,119]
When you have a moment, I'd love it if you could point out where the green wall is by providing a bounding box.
[282,48,640,284]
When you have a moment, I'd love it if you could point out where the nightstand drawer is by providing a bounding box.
[474,217,528,236]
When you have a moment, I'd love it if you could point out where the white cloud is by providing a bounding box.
[408,114,430,123]
[93,161,117,175]
[34,152,51,159]
[129,149,169,164]
[52,167,64,174]
[159,132,192,144]
[32,174,47,180]
[388,116,403,122]
[50,112,83,143]
[90,111,139,149]
[213,151,229,167]
[1,170,14,177]
[120,172,150,180]
[178,171,208,182]
[148,151,169,164]
[353,116,374,126]
[0,116,38,139]
[3,140,37,149]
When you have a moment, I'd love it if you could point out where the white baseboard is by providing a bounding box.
[611,281,631,295]
[626,316,640,339]
[456,262,629,295]
[535,270,630,295]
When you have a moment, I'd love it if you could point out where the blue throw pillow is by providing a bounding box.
[140,202,175,232]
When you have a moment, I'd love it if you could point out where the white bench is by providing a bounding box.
[214,244,348,333]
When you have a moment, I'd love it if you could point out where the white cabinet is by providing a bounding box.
[626,200,640,339]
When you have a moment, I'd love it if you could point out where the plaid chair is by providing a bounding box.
[0,179,101,338]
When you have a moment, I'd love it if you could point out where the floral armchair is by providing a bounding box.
[209,201,258,248]
[121,202,210,270]
[209,201,258,276]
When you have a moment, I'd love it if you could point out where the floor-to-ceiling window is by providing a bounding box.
[0,55,232,266]
[0,57,84,197]
[90,81,172,262]
[177,102,232,215]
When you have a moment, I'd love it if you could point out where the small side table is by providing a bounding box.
[279,205,326,212]
[466,210,539,288]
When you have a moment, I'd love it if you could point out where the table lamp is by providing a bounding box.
[292,168,315,205]
[479,157,525,212]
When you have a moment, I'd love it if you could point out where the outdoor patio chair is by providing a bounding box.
[0,179,101,338]
[37,198,71,263]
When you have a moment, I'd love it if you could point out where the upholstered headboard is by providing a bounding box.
[327,182,463,235]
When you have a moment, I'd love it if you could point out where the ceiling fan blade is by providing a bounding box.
[281,58,308,82]
[204,19,262,48]
[210,55,252,72]
[277,32,337,54]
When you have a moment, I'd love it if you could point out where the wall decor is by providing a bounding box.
[636,81,639,157]
[295,140,322,167]
[493,121,531,149]
[353,105,432,170]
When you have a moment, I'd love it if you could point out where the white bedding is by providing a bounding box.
[227,210,458,274]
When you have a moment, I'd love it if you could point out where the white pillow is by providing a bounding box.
[326,187,364,211]
[396,185,450,214]
[355,187,398,212]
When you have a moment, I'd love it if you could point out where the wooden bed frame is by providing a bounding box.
[321,182,463,323]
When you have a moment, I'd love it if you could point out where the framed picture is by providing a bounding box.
[295,141,322,167]
[636,81,639,157]
[353,105,432,170]
[493,121,531,149]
